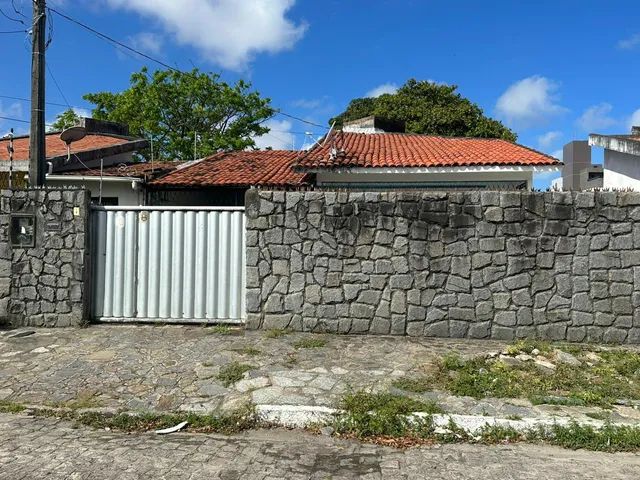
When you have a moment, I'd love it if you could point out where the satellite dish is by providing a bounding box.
[60,126,87,145]
[60,126,87,163]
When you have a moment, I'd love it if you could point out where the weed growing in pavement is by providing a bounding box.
[207,325,243,336]
[233,346,262,356]
[0,400,26,413]
[392,344,640,408]
[264,329,291,338]
[293,338,327,349]
[332,391,640,452]
[4,402,257,435]
[505,339,551,356]
[47,391,103,410]
[333,391,443,439]
[216,362,254,387]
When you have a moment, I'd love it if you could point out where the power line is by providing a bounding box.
[0,94,79,109]
[0,115,53,127]
[274,110,329,129]
[46,63,71,109]
[0,29,26,34]
[48,7,330,131]
[48,6,179,72]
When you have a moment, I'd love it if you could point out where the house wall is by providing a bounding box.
[0,189,91,327]
[246,190,640,344]
[46,178,144,206]
[315,170,534,189]
[604,149,640,191]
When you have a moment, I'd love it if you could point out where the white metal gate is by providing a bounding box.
[91,206,246,323]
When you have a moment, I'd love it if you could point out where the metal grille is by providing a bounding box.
[91,207,246,324]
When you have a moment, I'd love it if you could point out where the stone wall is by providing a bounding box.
[0,189,91,327]
[245,190,640,344]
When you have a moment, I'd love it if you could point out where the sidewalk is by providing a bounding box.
[1,325,639,427]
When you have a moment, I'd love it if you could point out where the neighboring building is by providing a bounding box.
[0,118,152,204]
[295,117,560,190]
[561,141,603,190]
[590,126,640,190]
[49,161,177,206]
[147,150,310,206]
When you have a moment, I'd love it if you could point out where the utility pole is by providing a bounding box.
[29,0,46,187]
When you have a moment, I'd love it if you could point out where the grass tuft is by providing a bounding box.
[216,362,254,387]
[414,345,640,408]
[0,400,26,413]
[334,391,442,439]
[264,329,291,339]
[207,325,243,336]
[232,346,262,356]
[293,338,327,349]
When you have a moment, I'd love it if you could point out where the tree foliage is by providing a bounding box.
[83,68,274,160]
[50,108,81,132]
[330,79,516,141]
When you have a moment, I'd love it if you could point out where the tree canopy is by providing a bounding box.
[330,79,516,141]
[50,109,81,132]
[82,68,274,160]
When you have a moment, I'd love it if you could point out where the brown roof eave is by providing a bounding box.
[49,139,150,172]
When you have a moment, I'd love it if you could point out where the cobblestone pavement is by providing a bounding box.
[1,413,639,480]
[1,325,640,424]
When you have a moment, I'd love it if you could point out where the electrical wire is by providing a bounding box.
[0,29,26,34]
[48,7,330,131]
[0,6,25,26]
[0,94,82,110]
[0,115,53,127]
[45,64,72,109]
[48,6,179,72]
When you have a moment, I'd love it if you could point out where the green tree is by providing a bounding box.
[331,79,516,141]
[50,108,81,131]
[83,68,274,160]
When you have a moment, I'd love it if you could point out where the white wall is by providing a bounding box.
[604,150,640,190]
[316,170,534,189]
[46,177,144,206]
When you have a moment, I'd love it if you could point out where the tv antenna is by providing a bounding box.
[59,126,87,162]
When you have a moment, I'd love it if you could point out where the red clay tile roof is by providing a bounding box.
[0,132,145,162]
[59,161,178,178]
[295,132,560,170]
[150,150,310,188]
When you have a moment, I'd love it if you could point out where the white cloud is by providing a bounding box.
[628,108,640,131]
[576,103,618,132]
[105,0,307,70]
[72,107,91,118]
[618,33,640,50]
[537,131,562,149]
[253,119,296,150]
[366,83,398,98]
[495,76,567,127]
[551,149,563,161]
[128,32,164,56]
[0,102,24,133]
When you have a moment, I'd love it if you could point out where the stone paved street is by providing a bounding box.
[1,412,639,480]
[0,324,504,413]
[2,325,640,424]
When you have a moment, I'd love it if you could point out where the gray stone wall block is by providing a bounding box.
[245,190,640,344]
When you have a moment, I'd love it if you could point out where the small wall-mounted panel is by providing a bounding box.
[10,214,35,248]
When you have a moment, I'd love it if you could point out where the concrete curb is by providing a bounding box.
[256,404,613,434]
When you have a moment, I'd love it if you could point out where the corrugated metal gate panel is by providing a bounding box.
[91,207,246,323]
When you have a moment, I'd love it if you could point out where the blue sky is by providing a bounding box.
[1,0,639,188]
